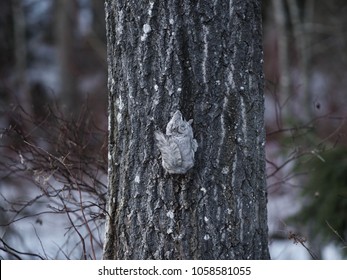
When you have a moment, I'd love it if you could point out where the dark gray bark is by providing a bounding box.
[103,0,269,259]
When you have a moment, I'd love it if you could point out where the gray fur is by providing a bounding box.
[155,110,198,174]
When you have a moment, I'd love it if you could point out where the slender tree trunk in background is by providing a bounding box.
[56,0,79,114]
[12,0,27,90]
[287,0,314,118]
[103,0,269,259]
[272,0,291,118]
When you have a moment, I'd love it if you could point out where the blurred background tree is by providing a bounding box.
[1,0,108,259]
[264,0,347,259]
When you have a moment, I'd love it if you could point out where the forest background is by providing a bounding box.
[0,0,346,259]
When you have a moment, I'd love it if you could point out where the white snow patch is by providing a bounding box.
[148,1,154,16]
[166,210,174,219]
[227,71,235,89]
[141,24,151,41]
[219,96,228,151]
[116,96,124,110]
[143,23,151,33]
[222,166,229,174]
[19,152,25,165]
[116,10,124,44]
[237,198,244,240]
[240,96,247,152]
[202,25,209,84]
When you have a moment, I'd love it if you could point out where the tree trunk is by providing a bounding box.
[103,0,269,260]
[272,0,291,118]
[56,0,79,114]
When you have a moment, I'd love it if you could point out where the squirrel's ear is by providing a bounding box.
[188,119,193,125]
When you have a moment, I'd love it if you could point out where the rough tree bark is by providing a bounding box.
[103,0,269,259]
